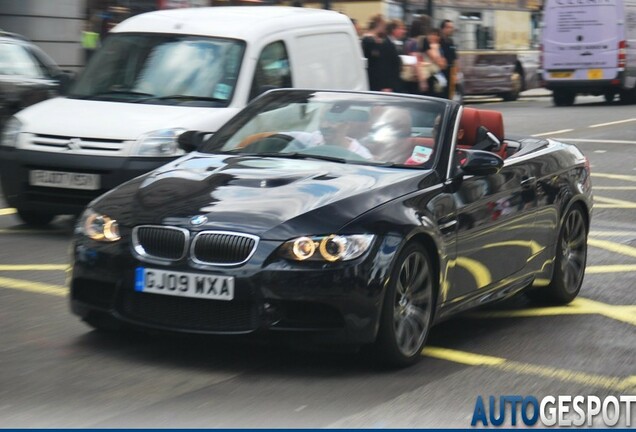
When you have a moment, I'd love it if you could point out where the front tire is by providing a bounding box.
[529,205,587,304]
[374,243,435,367]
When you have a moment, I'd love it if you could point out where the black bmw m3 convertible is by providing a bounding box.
[70,90,592,366]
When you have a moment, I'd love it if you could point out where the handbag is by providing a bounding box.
[400,55,419,82]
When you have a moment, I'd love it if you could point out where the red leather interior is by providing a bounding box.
[458,107,508,158]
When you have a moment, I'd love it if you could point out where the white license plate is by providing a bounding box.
[134,267,234,301]
[29,170,100,190]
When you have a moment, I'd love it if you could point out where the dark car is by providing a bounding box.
[70,90,592,366]
[0,30,71,129]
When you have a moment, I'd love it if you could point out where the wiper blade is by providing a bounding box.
[78,90,154,100]
[136,95,227,103]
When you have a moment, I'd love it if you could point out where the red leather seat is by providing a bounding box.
[475,109,507,158]
[457,107,480,149]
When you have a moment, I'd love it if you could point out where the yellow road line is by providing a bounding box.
[0,264,68,271]
[422,346,634,392]
[0,228,65,235]
[589,230,636,237]
[592,173,636,182]
[588,238,636,259]
[594,186,636,190]
[0,276,66,297]
[586,264,636,274]
[423,347,505,366]
[470,297,636,326]
[594,196,636,208]
[0,208,16,216]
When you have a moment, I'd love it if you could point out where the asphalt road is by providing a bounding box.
[0,94,634,427]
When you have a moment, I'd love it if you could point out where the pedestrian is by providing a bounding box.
[361,15,399,93]
[384,19,406,92]
[81,20,100,65]
[401,17,429,94]
[420,28,448,97]
[440,19,459,99]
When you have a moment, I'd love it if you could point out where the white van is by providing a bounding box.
[0,6,368,225]
[541,0,636,106]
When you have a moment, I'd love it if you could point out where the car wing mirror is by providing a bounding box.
[178,131,213,152]
[458,148,504,176]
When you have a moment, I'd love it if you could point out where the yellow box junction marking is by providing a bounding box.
[0,276,66,297]
[422,347,635,392]
[594,195,636,209]
[592,172,636,182]
[471,297,636,326]
[0,264,68,271]
[588,238,636,260]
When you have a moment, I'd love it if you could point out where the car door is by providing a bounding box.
[447,149,539,300]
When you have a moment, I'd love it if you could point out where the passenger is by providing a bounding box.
[285,107,373,159]
[364,107,415,163]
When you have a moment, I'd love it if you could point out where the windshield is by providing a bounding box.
[68,33,245,107]
[202,91,446,167]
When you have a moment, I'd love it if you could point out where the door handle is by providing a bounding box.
[438,219,458,230]
[520,176,536,188]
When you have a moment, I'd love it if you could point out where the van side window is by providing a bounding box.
[250,41,292,100]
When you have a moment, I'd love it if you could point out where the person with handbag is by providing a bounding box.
[420,28,448,97]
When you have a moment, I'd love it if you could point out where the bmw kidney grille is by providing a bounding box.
[133,226,258,265]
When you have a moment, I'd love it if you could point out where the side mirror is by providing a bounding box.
[458,148,504,176]
[177,130,213,153]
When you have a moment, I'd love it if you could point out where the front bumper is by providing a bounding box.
[0,148,173,214]
[70,234,398,345]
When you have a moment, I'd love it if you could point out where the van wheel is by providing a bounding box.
[528,205,587,305]
[16,209,56,226]
[373,243,434,367]
[619,89,636,104]
[603,91,616,103]
[553,90,575,107]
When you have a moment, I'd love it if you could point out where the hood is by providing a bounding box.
[96,154,434,239]
[16,97,240,139]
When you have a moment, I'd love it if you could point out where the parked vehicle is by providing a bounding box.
[69,89,592,367]
[0,30,72,130]
[0,7,367,226]
[541,0,636,106]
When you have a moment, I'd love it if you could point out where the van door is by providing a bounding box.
[248,40,293,102]
[543,0,623,81]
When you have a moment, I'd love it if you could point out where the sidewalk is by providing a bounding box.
[520,88,551,98]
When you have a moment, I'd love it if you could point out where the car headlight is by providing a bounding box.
[280,234,374,262]
[1,117,22,148]
[131,128,186,157]
[78,208,120,242]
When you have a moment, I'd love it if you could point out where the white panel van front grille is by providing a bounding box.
[24,134,129,156]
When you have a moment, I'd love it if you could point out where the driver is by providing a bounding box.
[284,108,373,159]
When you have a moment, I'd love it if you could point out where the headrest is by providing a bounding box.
[458,107,480,147]
[476,109,504,142]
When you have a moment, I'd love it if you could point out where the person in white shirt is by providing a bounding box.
[285,109,373,160]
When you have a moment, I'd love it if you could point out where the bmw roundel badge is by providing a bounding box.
[190,215,208,226]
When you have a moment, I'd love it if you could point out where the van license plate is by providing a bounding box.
[587,69,603,79]
[29,170,100,190]
[134,267,234,301]
[550,71,573,78]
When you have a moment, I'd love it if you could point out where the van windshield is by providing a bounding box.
[68,33,245,107]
